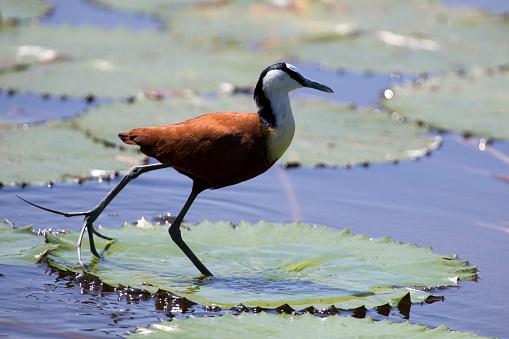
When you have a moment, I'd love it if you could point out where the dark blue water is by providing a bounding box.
[294,63,411,107]
[0,91,90,124]
[42,0,162,30]
[443,0,509,12]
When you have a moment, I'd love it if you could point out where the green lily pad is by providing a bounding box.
[0,223,58,265]
[74,95,440,167]
[0,121,144,184]
[130,313,485,339]
[96,0,509,73]
[383,70,509,139]
[0,25,271,97]
[270,4,509,73]
[45,221,476,309]
[0,0,50,22]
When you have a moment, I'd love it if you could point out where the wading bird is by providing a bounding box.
[19,63,333,276]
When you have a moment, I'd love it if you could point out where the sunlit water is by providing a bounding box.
[1,0,509,337]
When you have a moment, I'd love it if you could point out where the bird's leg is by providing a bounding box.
[168,183,213,277]
[76,220,88,265]
[18,163,169,262]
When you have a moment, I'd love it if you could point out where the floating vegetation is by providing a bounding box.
[95,0,509,73]
[44,221,476,309]
[0,120,144,185]
[74,95,440,167]
[130,312,485,338]
[383,68,509,139]
[0,25,271,97]
[269,3,509,74]
[0,90,89,124]
[0,223,58,265]
[0,0,52,23]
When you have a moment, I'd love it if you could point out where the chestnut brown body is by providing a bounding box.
[119,112,274,190]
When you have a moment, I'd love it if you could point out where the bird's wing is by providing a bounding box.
[119,112,268,183]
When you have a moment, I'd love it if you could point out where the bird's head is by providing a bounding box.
[255,62,334,95]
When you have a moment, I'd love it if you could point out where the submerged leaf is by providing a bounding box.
[0,121,144,184]
[130,313,485,338]
[45,221,476,308]
[383,70,509,139]
[75,95,439,167]
[0,25,271,97]
[0,223,57,265]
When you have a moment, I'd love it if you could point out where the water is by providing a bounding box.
[0,91,91,124]
[443,0,509,13]
[42,0,163,30]
[292,63,411,107]
[1,0,509,337]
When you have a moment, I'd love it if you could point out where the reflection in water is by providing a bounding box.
[1,135,507,337]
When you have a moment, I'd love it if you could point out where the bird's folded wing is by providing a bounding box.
[120,112,267,180]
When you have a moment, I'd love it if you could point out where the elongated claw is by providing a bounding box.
[93,228,115,241]
[17,195,89,217]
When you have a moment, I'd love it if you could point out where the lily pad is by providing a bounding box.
[0,0,51,22]
[130,313,484,339]
[74,95,440,167]
[0,121,144,184]
[45,221,476,309]
[382,69,509,139]
[0,223,57,265]
[0,25,271,97]
[269,4,509,73]
[96,0,509,73]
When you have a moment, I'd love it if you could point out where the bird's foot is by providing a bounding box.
[17,195,116,262]
[17,195,115,240]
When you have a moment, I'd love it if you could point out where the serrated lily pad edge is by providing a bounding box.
[42,251,440,316]
[0,94,148,187]
[42,222,477,311]
[381,64,509,141]
[0,224,62,264]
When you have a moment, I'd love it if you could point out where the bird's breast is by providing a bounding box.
[264,115,295,163]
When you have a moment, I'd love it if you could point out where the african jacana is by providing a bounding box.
[19,63,333,276]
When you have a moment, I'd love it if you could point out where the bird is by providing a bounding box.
[19,62,333,277]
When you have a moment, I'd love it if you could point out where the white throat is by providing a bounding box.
[262,70,296,163]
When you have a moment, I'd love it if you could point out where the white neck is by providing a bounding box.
[264,89,295,163]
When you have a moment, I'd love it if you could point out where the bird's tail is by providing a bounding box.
[118,127,162,159]
[118,129,141,145]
